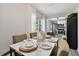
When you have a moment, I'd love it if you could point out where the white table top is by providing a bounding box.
[9,38,58,56]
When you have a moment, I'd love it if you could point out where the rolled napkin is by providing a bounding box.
[37,32,44,40]
[46,35,51,39]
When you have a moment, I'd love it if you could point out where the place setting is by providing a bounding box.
[39,42,52,50]
[19,39,38,52]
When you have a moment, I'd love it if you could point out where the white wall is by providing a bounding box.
[0,4,33,55]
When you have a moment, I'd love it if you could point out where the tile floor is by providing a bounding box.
[69,49,79,56]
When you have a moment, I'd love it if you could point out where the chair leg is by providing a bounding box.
[14,51,17,56]
[10,48,12,56]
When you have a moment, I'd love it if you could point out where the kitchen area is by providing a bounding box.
[47,13,78,51]
[47,17,67,37]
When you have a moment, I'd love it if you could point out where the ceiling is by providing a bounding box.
[29,3,78,18]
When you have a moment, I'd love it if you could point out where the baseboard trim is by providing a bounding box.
[1,51,10,56]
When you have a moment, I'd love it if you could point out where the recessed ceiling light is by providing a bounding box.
[59,17,66,19]
[48,18,57,21]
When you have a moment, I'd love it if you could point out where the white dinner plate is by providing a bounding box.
[25,41,34,48]
[22,40,37,48]
[40,43,52,50]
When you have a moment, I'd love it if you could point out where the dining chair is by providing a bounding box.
[30,32,37,38]
[13,34,27,44]
[50,45,58,56]
[47,32,54,37]
[57,35,69,56]
[51,35,69,56]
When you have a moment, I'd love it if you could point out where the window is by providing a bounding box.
[40,17,45,32]
[31,13,45,32]
[31,13,37,32]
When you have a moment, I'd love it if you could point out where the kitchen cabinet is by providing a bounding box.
[67,13,78,50]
